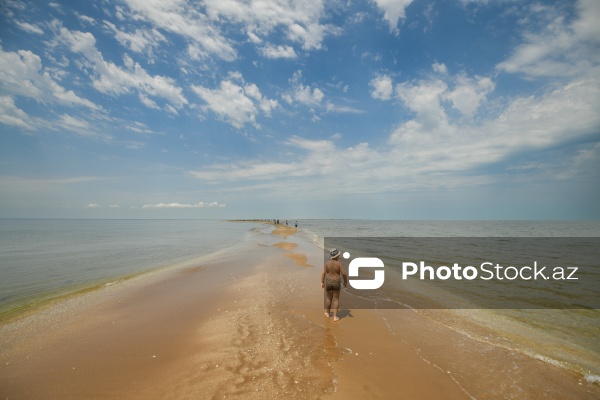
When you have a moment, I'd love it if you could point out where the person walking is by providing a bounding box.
[321,248,348,321]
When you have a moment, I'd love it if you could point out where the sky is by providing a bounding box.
[0,0,599,220]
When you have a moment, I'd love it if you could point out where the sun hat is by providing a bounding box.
[330,248,341,259]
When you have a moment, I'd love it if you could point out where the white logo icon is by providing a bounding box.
[348,257,385,290]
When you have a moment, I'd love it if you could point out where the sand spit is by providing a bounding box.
[1,224,598,399]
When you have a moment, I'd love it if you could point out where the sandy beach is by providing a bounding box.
[1,224,598,399]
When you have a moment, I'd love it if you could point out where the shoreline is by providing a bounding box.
[0,220,267,323]
[1,224,599,399]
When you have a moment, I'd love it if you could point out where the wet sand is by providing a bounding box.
[1,224,598,399]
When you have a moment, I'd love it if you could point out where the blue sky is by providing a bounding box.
[0,0,599,219]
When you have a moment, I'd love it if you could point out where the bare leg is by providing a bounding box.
[325,290,333,317]
[332,291,340,321]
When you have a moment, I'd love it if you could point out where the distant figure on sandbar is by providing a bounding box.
[321,248,348,322]
[295,221,298,228]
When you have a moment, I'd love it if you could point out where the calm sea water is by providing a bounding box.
[0,219,252,315]
[1,219,598,381]
[297,219,600,383]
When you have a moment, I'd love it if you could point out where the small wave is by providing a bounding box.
[533,353,565,369]
[585,374,600,385]
[296,228,324,250]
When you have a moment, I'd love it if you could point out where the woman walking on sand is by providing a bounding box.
[321,248,348,321]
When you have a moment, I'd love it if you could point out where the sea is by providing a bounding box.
[0,219,599,383]
[0,219,251,316]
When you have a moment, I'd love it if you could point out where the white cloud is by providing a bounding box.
[443,75,495,118]
[388,64,495,122]
[0,96,35,130]
[104,20,167,61]
[192,77,278,128]
[142,202,226,209]
[56,25,188,110]
[497,0,600,79]
[389,77,600,174]
[0,48,98,110]
[139,93,160,109]
[125,121,159,135]
[190,161,299,181]
[15,21,44,35]
[370,74,393,100]
[122,0,237,61]
[86,203,100,208]
[165,104,179,115]
[202,0,338,51]
[244,83,279,116]
[188,136,387,194]
[260,45,297,59]
[371,0,414,33]
[395,78,448,129]
[189,76,600,194]
[432,62,448,75]
[76,14,97,25]
[324,103,363,114]
[283,70,324,106]
[56,114,97,137]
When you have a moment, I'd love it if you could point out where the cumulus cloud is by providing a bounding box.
[192,75,278,128]
[374,64,495,121]
[0,96,35,130]
[260,45,297,59]
[388,79,600,178]
[370,74,394,100]
[142,202,226,209]
[56,25,188,110]
[371,0,414,33]
[497,0,600,79]
[395,78,448,129]
[121,0,237,61]
[202,0,338,51]
[283,70,324,106]
[116,0,340,63]
[443,75,495,118]
[189,71,600,194]
[0,48,98,110]
[432,62,448,75]
[103,20,167,61]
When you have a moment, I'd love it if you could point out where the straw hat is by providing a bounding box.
[329,248,341,259]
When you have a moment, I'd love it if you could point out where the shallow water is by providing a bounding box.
[297,220,600,383]
[0,219,251,314]
[1,219,598,382]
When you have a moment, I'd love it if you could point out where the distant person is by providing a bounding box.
[286,220,288,226]
[294,221,298,228]
[321,248,348,322]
